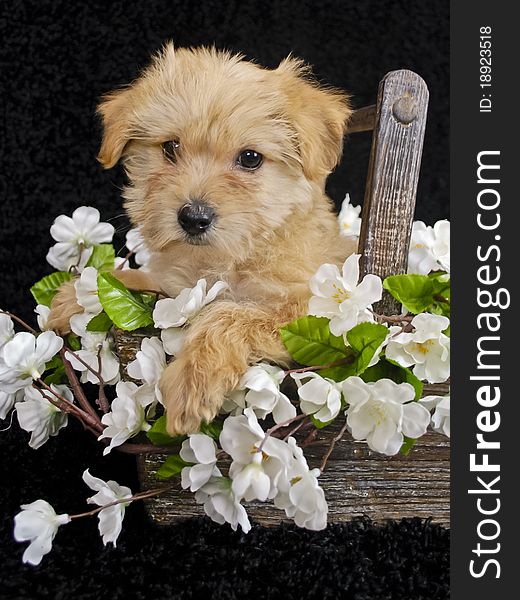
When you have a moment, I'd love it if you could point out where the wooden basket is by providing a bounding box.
[116,69,450,527]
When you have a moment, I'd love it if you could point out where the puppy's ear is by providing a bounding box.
[96,86,134,169]
[276,57,352,182]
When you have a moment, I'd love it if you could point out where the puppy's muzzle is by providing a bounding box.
[178,201,216,236]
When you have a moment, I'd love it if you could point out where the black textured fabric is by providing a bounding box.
[0,1,450,598]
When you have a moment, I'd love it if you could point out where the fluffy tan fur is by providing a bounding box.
[49,43,357,434]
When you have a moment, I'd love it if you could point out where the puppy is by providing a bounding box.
[49,44,356,435]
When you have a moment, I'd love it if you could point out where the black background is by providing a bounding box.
[0,1,450,598]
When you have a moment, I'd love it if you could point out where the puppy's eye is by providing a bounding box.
[236,149,263,170]
[162,139,180,163]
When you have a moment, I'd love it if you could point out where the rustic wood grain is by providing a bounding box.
[348,104,376,133]
[117,70,449,529]
[357,69,429,315]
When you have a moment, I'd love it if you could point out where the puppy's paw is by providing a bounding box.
[160,351,243,436]
[46,280,82,335]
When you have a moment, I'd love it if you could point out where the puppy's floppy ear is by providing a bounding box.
[276,57,352,182]
[96,86,134,169]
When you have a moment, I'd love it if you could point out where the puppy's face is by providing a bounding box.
[98,45,351,262]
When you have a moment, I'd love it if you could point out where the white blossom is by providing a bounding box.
[46,206,115,272]
[291,372,342,423]
[0,312,15,348]
[65,332,120,385]
[194,476,251,533]
[34,305,50,331]
[220,408,293,501]
[0,331,63,393]
[421,394,450,437]
[342,377,431,455]
[97,381,154,455]
[126,337,166,405]
[15,384,72,449]
[0,389,24,420]
[180,434,220,492]
[14,500,70,565]
[74,267,102,315]
[385,313,450,383]
[308,254,382,336]
[338,194,362,238]
[239,363,296,424]
[82,469,132,547]
[273,438,328,530]
[153,279,227,355]
[125,228,152,268]
[408,220,450,275]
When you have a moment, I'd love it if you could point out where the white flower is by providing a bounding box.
[220,408,292,501]
[221,389,246,415]
[0,312,15,349]
[194,476,251,533]
[342,377,431,455]
[0,331,63,393]
[273,438,328,530]
[229,453,272,502]
[65,332,120,385]
[153,279,227,355]
[14,500,70,565]
[308,254,382,336]
[385,313,450,383]
[97,381,154,455]
[74,267,102,315]
[408,220,450,275]
[421,394,450,437]
[46,206,115,272]
[15,384,72,449]
[239,363,296,423]
[82,469,132,547]
[180,434,219,492]
[0,389,24,420]
[125,228,152,268]
[34,305,50,331]
[126,337,166,405]
[291,372,342,423]
[338,194,362,238]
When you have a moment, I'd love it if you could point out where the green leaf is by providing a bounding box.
[86,244,116,272]
[280,316,352,366]
[66,334,81,351]
[44,365,66,385]
[400,436,416,456]
[97,272,154,331]
[156,454,191,480]
[320,322,388,382]
[30,272,73,307]
[310,414,334,429]
[361,358,423,400]
[200,420,223,439]
[383,274,435,314]
[146,416,186,446]
[383,273,451,317]
[86,311,113,332]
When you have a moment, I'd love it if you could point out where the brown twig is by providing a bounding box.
[60,349,103,426]
[96,347,110,413]
[34,382,103,434]
[69,485,172,520]
[319,416,349,472]
[285,355,355,376]
[257,413,308,452]
[0,310,37,335]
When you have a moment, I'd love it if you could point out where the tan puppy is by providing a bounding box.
[49,44,356,434]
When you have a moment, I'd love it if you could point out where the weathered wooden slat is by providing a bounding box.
[348,104,376,133]
[357,70,429,315]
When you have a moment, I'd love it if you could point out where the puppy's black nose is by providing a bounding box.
[178,202,215,235]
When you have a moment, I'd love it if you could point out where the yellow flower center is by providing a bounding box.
[415,340,434,355]
[331,283,349,304]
